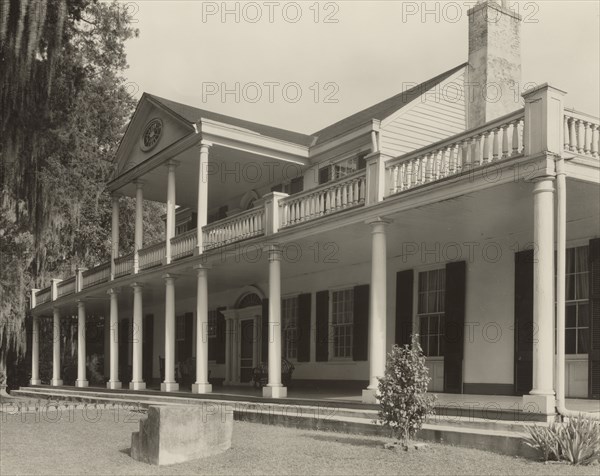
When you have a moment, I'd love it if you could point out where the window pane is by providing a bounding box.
[566,304,577,328]
[566,248,575,273]
[577,328,589,354]
[420,316,429,336]
[565,328,577,354]
[430,315,439,334]
[566,274,575,301]
[419,292,427,314]
[576,271,589,300]
[420,334,428,356]
[429,336,439,357]
[578,304,589,328]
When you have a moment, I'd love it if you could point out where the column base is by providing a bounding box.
[106,381,122,390]
[191,382,213,394]
[263,385,287,398]
[30,379,41,386]
[75,380,89,388]
[160,382,179,392]
[50,379,63,387]
[129,381,146,390]
[522,394,556,417]
[362,388,379,404]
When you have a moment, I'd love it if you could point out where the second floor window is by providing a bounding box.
[418,269,446,357]
[282,297,298,360]
[332,288,354,358]
[318,152,368,185]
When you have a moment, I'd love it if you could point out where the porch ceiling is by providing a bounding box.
[116,144,306,211]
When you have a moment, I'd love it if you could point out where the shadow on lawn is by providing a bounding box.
[301,433,387,448]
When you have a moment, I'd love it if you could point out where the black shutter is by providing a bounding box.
[353,285,369,361]
[290,177,304,194]
[215,307,226,364]
[119,318,131,382]
[395,270,414,347]
[589,238,600,398]
[514,249,534,395]
[271,184,283,193]
[184,312,194,360]
[143,314,154,383]
[297,293,311,362]
[318,166,330,185]
[444,261,466,394]
[357,152,368,170]
[261,298,269,363]
[316,290,329,361]
[190,213,198,230]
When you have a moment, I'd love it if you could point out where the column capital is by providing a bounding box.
[134,179,145,189]
[107,288,120,296]
[263,243,283,260]
[532,178,555,195]
[165,159,180,169]
[131,282,145,290]
[366,217,392,227]
[76,299,86,307]
[193,264,211,274]
[197,140,213,149]
[162,273,178,282]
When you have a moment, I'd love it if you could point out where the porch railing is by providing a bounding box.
[56,276,76,298]
[36,287,51,305]
[203,207,265,250]
[385,109,525,197]
[171,229,197,261]
[564,109,600,159]
[139,241,166,270]
[114,252,134,278]
[82,262,110,289]
[279,170,366,228]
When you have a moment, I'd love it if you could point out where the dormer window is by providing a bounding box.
[318,152,368,185]
[271,176,303,195]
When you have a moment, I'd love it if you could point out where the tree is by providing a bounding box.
[0,1,163,392]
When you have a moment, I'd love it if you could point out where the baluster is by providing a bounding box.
[492,128,499,161]
[404,160,412,189]
[439,148,448,178]
[592,124,599,158]
[461,138,469,170]
[424,153,433,182]
[512,121,520,156]
[575,120,583,154]
[568,117,576,152]
[469,136,478,166]
[482,132,490,164]
[563,116,570,151]
[584,121,592,156]
[396,163,404,192]
[391,165,399,194]
[501,124,509,159]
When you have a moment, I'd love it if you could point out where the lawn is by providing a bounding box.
[1,400,598,476]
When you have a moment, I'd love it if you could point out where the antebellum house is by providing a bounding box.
[27,0,599,417]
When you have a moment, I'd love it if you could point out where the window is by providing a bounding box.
[332,288,354,358]
[207,309,217,339]
[175,314,186,361]
[318,152,368,185]
[282,297,298,360]
[272,177,303,195]
[417,269,446,357]
[565,246,589,354]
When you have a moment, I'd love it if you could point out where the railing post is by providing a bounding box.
[30,288,39,310]
[50,278,62,301]
[522,83,566,158]
[75,267,87,293]
[263,192,289,235]
[365,152,390,204]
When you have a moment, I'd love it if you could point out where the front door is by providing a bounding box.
[239,319,255,383]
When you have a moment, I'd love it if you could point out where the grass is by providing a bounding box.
[1,402,599,476]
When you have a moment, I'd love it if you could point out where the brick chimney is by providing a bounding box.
[467,0,522,129]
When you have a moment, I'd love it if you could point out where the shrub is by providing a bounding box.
[524,415,600,465]
[377,335,436,443]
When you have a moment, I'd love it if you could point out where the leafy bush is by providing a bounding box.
[525,415,600,465]
[377,335,436,442]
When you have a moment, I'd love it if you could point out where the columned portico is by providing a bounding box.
[133,181,144,273]
[523,177,556,414]
[51,308,63,386]
[130,283,146,390]
[30,314,41,385]
[165,161,178,264]
[263,245,286,398]
[75,301,88,387]
[110,193,120,280]
[195,141,211,254]
[363,218,391,404]
[107,288,121,389]
[161,274,179,392]
[192,265,212,393]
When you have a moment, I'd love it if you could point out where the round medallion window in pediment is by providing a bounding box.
[140,118,163,152]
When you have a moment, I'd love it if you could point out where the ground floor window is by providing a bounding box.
[417,268,445,357]
[282,297,298,360]
[564,245,589,354]
[175,314,186,362]
[332,288,354,358]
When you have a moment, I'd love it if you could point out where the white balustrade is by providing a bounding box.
[279,171,366,228]
[171,229,197,261]
[139,242,166,270]
[203,208,265,250]
[35,287,52,305]
[114,252,134,278]
[386,110,525,196]
[82,263,110,289]
[56,276,76,298]
[564,110,600,159]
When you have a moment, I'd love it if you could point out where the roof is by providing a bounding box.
[144,63,466,150]
[310,63,467,145]
[146,94,315,147]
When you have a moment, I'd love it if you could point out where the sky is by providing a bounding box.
[121,0,600,135]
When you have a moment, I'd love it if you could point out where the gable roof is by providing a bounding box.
[141,63,467,152]
[310,63,467,145]
[146,93,315,147]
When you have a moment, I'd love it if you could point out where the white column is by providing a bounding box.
[523,178,556,415]
[165,161,177,264]
[130,283,145,390]
[192,266,212,393]
[51,308,62,386]
[107,289,121,389]
[133,181,144,273]
[75,301,88,387]
[263,245,286,398]
[111,194,120,280]
[363,218,391,404]
[224,317,232,385]
[161,274,179,391]
[30,315,41,385]
[196,142,211,254]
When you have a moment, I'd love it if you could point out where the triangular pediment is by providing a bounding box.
[113,94,196,177]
